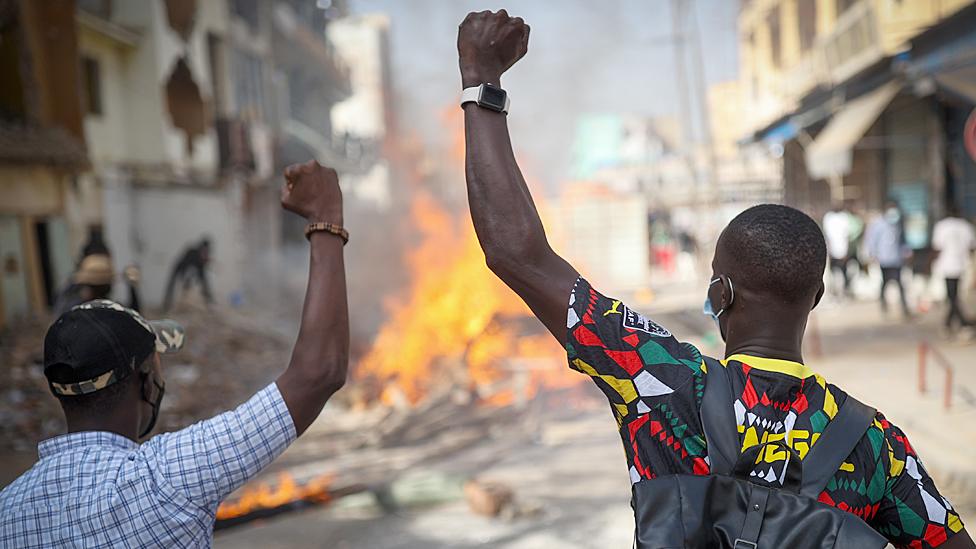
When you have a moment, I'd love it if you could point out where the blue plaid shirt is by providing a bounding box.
[0,383,296,548]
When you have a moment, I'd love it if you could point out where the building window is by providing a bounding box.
[797,0,817,51]
[836,0,858,15]
[767,6,781,68]
[81,56,102,116]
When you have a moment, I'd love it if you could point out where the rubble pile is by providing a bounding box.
[0,318,64,452]
[154,304,294,433]
[0,304,294,452]
[213,383,594,529]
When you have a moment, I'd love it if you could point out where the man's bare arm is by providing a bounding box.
[459,10,578,344]
[275,160,349,435]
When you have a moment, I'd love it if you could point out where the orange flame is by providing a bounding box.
[355,105,582,406]
[356,189,580,405]
[216,473,334,520]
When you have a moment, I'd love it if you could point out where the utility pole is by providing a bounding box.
[670,0,699,204]
[687,0,720,209]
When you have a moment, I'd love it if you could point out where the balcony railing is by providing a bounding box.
[820,1,883,85]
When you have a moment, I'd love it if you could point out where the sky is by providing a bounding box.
[348,0,741,188]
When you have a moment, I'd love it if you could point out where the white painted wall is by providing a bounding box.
[328,14,392,210]
[82,1,246,307]
[79,28,131,166]
[83,0,221,176]
[562,188,652,294]
[103,177,244,308]
[327,14,389,139]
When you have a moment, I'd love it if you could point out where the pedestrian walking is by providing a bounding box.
[0,161,349,548]
[823,203,852,297]
[866,201,913,318]
[457,11,971,548]
[847,204,866,284]
[932,205,976,335]
[53,253,143,316]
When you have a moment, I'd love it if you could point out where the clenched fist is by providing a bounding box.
[281,160,343,223]
[458,10,529,88]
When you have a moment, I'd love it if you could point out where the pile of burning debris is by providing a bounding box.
[213,190,588,528]
[213,379,585,530]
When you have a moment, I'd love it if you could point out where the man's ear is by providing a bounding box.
[139,357,159,403]
[720,274,735,310]
[140,368,155,403]
[812,281,825,310]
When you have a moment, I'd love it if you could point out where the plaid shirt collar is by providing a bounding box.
[38,431,139,459]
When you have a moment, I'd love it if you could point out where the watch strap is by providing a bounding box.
[460,86,481,106]
[460,85,510,114]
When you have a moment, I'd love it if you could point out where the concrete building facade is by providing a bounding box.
[0,0,92,329]
[76,0,353,309]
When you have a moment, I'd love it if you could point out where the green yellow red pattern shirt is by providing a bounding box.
[565,277,964,549]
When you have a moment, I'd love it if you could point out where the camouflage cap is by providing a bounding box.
[74,300,185,354]
[44,300,185,396]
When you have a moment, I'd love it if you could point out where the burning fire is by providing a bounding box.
[355,189,580,406]
[356,105,582,406]
[216,472,334,520]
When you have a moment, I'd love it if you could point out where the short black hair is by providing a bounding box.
[717,204,826,304]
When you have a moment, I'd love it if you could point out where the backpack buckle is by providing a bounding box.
[733,540,758,549]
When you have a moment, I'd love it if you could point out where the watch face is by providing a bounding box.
[479,85,507,111]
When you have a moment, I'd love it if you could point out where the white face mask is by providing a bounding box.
[884,208,901,224]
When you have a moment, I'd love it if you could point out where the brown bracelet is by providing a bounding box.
[304,222,349,245]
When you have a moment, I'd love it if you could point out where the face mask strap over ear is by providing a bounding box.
[708,276,735,318]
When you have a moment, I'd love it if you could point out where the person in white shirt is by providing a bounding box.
[823,204,852,297]
[932,205,976,332]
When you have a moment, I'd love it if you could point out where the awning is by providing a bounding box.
[804,82,900,180]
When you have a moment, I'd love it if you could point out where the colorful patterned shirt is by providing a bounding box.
[0,383,296,548]
[566,277,964,549]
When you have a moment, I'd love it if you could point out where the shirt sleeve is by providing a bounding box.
[565,277,702,424]
[865,221,880,258]
[870,416,964,548]
[142,382,297,511]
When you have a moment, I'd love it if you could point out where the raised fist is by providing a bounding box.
[281,160,343,223]
[457,10,529,87]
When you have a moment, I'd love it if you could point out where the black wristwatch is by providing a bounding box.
[460,83,510,114]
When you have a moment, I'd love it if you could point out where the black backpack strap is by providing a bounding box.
[798,395,877,499]
[700,356,741,476]
[735,486,771,549]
